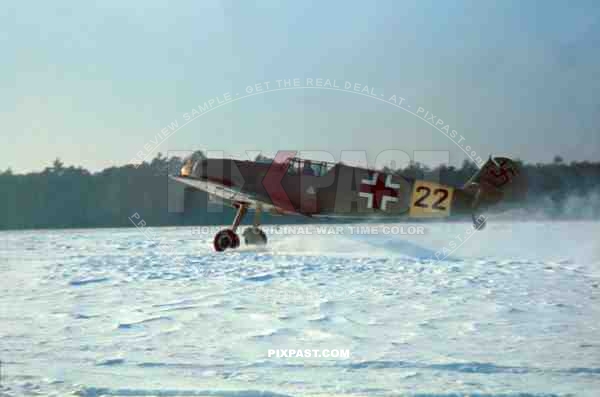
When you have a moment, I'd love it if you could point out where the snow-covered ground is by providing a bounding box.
[1,222,599,396]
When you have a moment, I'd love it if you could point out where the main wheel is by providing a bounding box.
[243,227,268,246]
[213,229,240,251]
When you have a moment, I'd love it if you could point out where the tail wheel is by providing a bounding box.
[213,229,239,251]
[472,213,487,230]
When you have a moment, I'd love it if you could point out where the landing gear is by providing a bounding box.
[472,212,487,230]
[243,226,268,246]
[213,229,240,251]
[243,205,267,246]
[213,203,246,252]
[212,203,268,251]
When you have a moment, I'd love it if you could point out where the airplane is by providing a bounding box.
[169,152,526,251]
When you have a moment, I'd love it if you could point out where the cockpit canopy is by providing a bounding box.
[179,156,336,178]
[286,157,334,177]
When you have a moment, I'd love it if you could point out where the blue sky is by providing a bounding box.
[1,0,599,172]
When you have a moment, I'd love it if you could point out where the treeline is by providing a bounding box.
[0,154,598,230]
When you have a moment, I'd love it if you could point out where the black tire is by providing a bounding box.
[213,229,239,251]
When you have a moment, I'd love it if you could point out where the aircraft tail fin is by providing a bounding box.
[463,156,527,228]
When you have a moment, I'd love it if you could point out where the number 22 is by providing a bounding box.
[414,186,449,210]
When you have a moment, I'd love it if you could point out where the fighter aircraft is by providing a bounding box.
[169,153,526,251]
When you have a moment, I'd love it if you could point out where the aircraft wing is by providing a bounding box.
[169,175,299,216]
